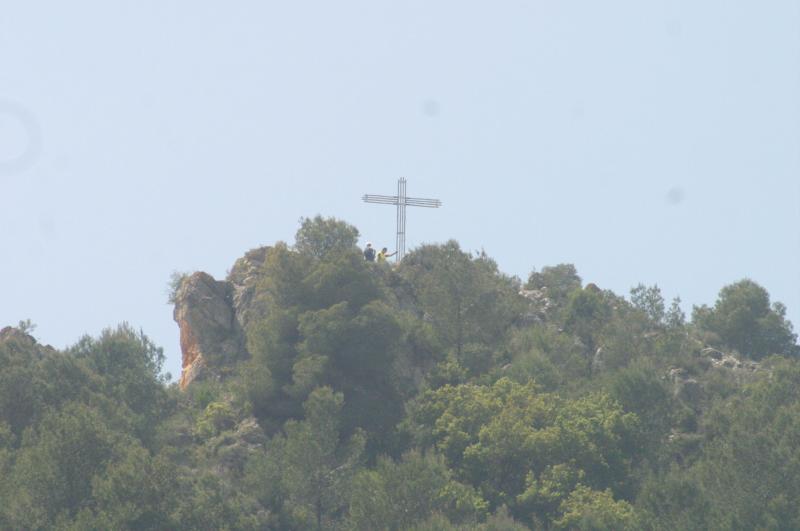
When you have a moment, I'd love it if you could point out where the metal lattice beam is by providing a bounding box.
[362,194,442,208]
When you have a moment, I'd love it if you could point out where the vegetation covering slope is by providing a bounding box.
[1,216,798,530]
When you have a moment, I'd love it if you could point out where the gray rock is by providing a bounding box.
[592,346,605,374]
[227,246,270,331]
[518,287,552,323]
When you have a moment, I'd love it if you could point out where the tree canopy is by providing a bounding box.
[1,217,798,530]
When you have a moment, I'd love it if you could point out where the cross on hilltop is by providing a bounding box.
[362,178,442,263]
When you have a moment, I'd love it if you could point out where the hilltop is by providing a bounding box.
[1,215,799,530]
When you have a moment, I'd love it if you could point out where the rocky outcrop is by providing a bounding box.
[174,247,270,389]
[1,326,38,349]
[174,272,245,389]
[519,287,552,324]
[227,246,270,331]
[702,347,759,372]
[0,326,56,358]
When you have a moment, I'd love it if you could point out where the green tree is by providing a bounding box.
[505,324,586,391]
[406,378,640,524]
[629,283,666,326]
[526,264,582,308]
[166,270,190,304]
[402,241,523,360]
[297,300,403,447]
[690,358,800,529]
[635,467,710,530]
[0,329,44,439]
[347,450,487,530]
[693,279,798,359]
[252,242,313,311]
[665,296,686,329]
[605,362,673,462]
[79,445,179,530]
[68,324,171,447]
[245,230,403,452]
[247,387,365,531]
[302,250,381,311]
[295,215,360,260]
[562,287,613,359]
[7,403,127,528]
[171,472,266,531]
[554,485,638,530]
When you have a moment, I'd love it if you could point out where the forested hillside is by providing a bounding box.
[2,216,799,530]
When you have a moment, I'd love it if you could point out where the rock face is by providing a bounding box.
[174,272,244,389]
[519,288,552,324]
[227,246,270,331]
[173,247,270,389]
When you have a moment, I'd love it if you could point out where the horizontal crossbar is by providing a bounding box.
[363,194,442,208]
[406,198,442,207]
[362,194,398,203]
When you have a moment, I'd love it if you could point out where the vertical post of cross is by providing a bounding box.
[396,177,407,262]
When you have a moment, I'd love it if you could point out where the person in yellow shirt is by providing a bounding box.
[376,247,397,263]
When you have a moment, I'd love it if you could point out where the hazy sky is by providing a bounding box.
[2,1,798,379]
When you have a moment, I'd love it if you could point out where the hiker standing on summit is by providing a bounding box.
[377,247,397,263]
[363,242,376,262]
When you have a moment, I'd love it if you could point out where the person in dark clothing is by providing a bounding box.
[363,242,376,262]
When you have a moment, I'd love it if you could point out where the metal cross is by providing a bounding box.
[362,178,442,263]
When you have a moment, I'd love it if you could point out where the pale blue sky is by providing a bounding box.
[2,1,798,379]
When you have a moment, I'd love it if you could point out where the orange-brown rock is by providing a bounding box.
[173,246,270,389]
[174,272,245,389]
